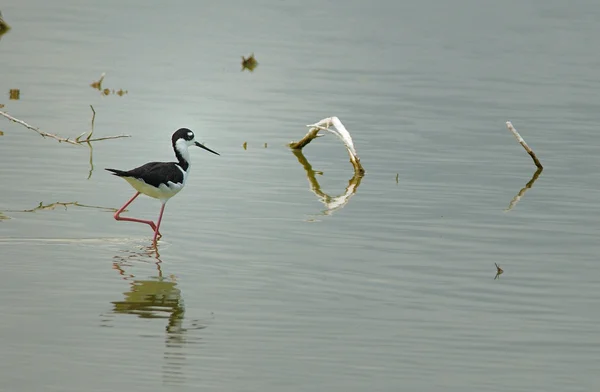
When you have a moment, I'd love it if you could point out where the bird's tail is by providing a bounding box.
[105,168,128,177]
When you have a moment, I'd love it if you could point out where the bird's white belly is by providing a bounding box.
[123,177,184,201]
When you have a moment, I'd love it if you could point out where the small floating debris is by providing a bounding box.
[242,141,247,150]
[264,143,267,148]
[494,263,503,280]
[9,89,20,100]
[395,173,399,184]
[90,72,106,90]
[241,53,258,72]
[0,11,11,39]
[90,73,128,97]
[0,130,4,136]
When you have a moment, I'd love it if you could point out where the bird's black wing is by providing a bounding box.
[112,162,184,188]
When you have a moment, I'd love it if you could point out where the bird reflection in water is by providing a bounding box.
[109,246,207,386]
[292,149,363,220]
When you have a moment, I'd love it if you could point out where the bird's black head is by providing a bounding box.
[172,128,219,155]
[172,128,195,144]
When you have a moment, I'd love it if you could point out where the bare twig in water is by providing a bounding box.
[289,128,321,149]
[506,121,543,169]
[494,263,504,280]
[289,116,365,176]
[292,149,362,218]
[0,106,130,145]
[18,201,120,213]
[505,167,543,212]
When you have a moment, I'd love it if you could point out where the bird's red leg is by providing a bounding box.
[114,192,159,232]
[152,202,167,244]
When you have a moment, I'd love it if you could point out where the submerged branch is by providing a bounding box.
[292,149,362,218]
[505,167,543,212]
[506,121,543,169]
[0,106,130,145]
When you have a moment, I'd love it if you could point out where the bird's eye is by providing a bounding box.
[187,132,194,139]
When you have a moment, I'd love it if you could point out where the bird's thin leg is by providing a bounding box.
[114,192,158,232]
[152,202,167,244]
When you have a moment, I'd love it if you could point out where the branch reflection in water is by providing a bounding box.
[292,149,363,219]
[108,246,208,386]
[505,167,543,212]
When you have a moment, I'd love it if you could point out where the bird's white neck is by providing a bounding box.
[174,138,191,171]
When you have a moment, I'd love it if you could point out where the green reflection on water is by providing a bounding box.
[110,248,194,386]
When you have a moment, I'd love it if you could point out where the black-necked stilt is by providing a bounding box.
[106,128,219,243]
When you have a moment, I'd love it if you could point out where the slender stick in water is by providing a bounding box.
[0,107,130,145]
[506,121,543,169]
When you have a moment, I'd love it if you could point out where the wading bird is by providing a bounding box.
[106,128,219,243]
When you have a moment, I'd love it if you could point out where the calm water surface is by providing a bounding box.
[1,1,600,391]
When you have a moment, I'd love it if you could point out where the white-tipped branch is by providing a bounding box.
[289,116,364,175]
[506,121,543,169]
[0,107,130,145]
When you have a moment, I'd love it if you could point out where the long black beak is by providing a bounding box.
[195,141,220,156]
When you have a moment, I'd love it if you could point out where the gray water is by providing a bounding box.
[2,1,600,391]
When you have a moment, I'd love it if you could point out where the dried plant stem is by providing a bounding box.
[0,107,130,145]
[0,110,80,145]
[17,201,119,213]
[506,121,543,169]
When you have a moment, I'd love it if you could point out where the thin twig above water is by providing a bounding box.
[0,106,130,145]
[506,121,543,169]
[289,116,365,176]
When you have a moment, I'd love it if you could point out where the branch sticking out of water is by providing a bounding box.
[289,116,365,176]
[506,121,543,169]
[0,106,130,145]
